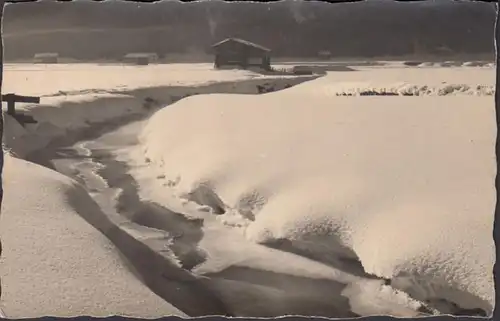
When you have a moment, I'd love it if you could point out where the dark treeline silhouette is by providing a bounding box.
[2,0,497,62]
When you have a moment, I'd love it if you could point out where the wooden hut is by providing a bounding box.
[212,38,271,70]
[33,53,59,64]
[123,53,159,65]
[318,50,332,60]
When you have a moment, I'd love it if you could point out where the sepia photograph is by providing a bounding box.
[0,0,496,318]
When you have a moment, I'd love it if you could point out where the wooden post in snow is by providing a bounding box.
[1,94,40,128]
[2,94,40,116]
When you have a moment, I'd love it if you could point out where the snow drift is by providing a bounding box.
[138,76,495,314]
[282,65,494,97]
[2,63,315,158]
[0,155,187,318]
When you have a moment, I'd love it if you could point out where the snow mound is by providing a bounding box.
[342,279,429,317]
[0,155,186,318]
[461,61,491,67]
[3,94,143,157]
[2,64,314,159]
[333,83,494,96]
[139,78,495,314]
[285,66,494,97]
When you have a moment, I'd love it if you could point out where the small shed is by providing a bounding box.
[318,50,332,60]
[292,65,315,75]
[123,53,159,65]
[212,38,271,70]
[33,53,59,64]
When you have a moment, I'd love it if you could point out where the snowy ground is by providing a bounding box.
[0,62,495,318]
[0,155,188,318]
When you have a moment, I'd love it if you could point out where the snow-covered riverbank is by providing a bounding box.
[2,63,315,317]
[1,63,494,318]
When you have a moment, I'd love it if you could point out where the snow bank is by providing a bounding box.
[138,75,495,314]
[3,63,263,96]
[334,84,494,96]
[0,155,187,318]
[2,63,315,158]
[411,61,493,68]
[290,66,494,97]
[1,63,318,317]
[2,93,143,158]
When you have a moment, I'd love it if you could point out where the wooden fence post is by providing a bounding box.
[1,93,40,118]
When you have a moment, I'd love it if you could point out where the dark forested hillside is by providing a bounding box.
[2,0,496,61]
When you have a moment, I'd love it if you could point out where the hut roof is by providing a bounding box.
[123,53,158,59]
[34,53,59,58]
[212,38,271,52]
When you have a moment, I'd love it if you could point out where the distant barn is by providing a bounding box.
[33,53,59,64]
[212,38,271,70]
[123,53,159,65]
[318,50,332,60]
